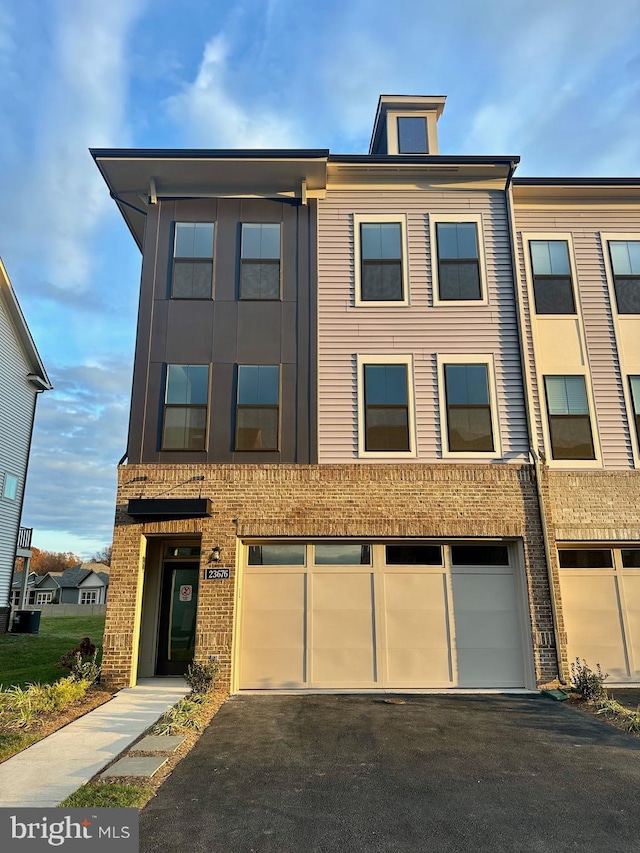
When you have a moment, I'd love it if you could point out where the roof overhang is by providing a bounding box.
[91,149,330,250]
[513,177,640,204]
[328,155,519,188]
[126,498,213,521]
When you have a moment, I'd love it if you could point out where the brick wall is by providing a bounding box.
[103,463,558,689]
[0,606,10,634]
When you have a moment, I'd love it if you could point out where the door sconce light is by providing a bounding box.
[209,546,222,563]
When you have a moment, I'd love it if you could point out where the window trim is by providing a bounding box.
[80,590,99,605]
[356,354,417,458]
[239,222,282,301]
[436,354,502,458]
[161,364,210,452]
[522,232,581,318]
[628,375,640,464]
[602,233,640,317]
[541,373,601,466]
[235,364,281,452]
[171,221,215,300]
[430,214,488,306]
[353,214,410,307]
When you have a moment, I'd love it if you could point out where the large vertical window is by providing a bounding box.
[443,363,495,452]
[363,363,411,452]
[434,221,483,302]
[240,224,281,299]
[608,241,640,314]
[359,222,404,302]
[162,365,209,451]
[172,223,214,298]
[629,376,640,448]
[544,376,595,460]
[529,240,576,314]
[236,365,280,451]
[2,473,18,500]
[397,116,428,154]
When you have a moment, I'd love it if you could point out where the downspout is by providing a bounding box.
[504,166,567,685]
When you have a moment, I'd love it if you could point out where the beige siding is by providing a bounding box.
[514,207,639,470]
[317,189,529,463]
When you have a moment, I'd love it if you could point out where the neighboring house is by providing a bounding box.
[0,260,52,631]
[11,564,110,606]
[92,94,640,692]
[9,571,38,606]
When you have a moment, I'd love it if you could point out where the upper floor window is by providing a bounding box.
[240,224,281,299]
[172,223,214,298]
[544,375,595,460]
[354,215,408,305]
[529,240,576,314]
[432,218,485,303]
[442,362,495,453]
[2,473,18,501]
[162,365,209,451]
[236,365,280,451]
[608,240,640,314]
[629,376,640,449]
[397,116,428,154]
[360,359,414,454]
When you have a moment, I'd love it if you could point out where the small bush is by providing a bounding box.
[184,659,219,694]
[69,649,101,685]
[150,696,204,735]
[0,676,91,730]
[58,637,97,673]
[570,658,608,701]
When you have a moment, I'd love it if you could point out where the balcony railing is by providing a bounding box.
[17,527,33,550]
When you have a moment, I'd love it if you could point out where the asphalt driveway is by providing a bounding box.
[141,694,640,853]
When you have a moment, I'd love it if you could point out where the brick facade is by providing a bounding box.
[0,606,10,634]
[103,462,559,689]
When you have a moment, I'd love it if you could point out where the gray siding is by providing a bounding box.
[128,198,317,464]
[0,290,36,605]
[514,207,639,470]
[317,189,529,462]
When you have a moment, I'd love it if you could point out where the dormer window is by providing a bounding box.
[397,117,428,154]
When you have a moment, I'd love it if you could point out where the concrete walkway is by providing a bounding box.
[0,678,188,808]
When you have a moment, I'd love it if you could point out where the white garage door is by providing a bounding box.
[238,542,528,690]
[559,547,640,684]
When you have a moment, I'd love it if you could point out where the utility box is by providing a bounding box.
[11,610,42,634]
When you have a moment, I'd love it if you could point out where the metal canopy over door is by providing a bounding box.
[558,546,640,684]
[237,542,528,690]
[156,561,199,675]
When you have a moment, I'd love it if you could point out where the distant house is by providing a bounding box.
[10,564,109,606]
[0,259,51,631]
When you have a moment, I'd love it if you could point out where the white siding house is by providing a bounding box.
[0,259,51,630]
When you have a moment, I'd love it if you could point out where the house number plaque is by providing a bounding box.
[204,568,230,580]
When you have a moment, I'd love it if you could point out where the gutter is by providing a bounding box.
[504,165,567,685]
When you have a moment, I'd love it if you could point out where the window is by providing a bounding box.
[558,549,613,569]
[10,590,20,606]
[80,591,98,604]
[608,240,640,314]
[35,591,53,605]
[354,215,408,305]
[544,376,595,460]
[236,365,279,451]
[397,116,428,154]
[240,223,281,299]
[247,544,305,565]
[434,221,483,302]
[443,363,495,453]
[630,377,640,449]
[529,240,576,314]
[363,363,411,452]
[2,473,18,500]
[172,222,214,298]
[385,545,442,565]
[162,365,209,451]
[622,549,640,568]
[314,544,371,565]
[451,545,510,566]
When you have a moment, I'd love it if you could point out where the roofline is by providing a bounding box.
[91,148,331,161]
[513,177,640,186]
[330,154,520,166]
[0,259,52,390]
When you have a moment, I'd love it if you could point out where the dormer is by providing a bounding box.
[369,95,446,156]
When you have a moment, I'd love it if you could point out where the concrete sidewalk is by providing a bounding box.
[0,678,188,808]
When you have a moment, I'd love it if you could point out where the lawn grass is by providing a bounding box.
[0,732,40,761]
[60,783,154,808]
[0,616,105,688]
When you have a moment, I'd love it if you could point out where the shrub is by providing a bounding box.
[184,659,219,694]
[150,696,204,735]
[58,637,96,670]
[570,658,608,701]
[57,638,101,684]
[0,677,91,730]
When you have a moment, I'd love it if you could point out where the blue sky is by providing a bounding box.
[1,0,639,557]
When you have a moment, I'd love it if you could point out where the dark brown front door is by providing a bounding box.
[156,562,199,675]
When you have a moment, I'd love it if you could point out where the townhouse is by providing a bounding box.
[93,95,640,692]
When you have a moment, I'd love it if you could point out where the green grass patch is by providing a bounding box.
[0,732,41,762]
[60,783,154,809]
[0,616,105,688]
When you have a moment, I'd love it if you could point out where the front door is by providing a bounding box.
[156,562,199,675]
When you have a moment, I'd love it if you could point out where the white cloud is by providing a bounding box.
[166,34,299,148]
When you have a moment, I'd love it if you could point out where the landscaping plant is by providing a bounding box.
[183,659,219,694]
[570,657,609,701]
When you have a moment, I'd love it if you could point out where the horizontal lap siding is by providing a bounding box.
[0,293,35,602]
[514,208,637,470]
[318,190,528,463]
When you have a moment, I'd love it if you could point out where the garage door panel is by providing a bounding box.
[560,575,619,611]
[312,610,374,648]
[452,574,517,611]
[240,648,306,689]
[382,572,447,609]
[385,609,449,649]
[385,648,452,685]
[243,573,306,610]
[313,648,375,684]
[242,610,305,649]
[312,573,373,609]
[457,647,524,687]
[454,609,521,649]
